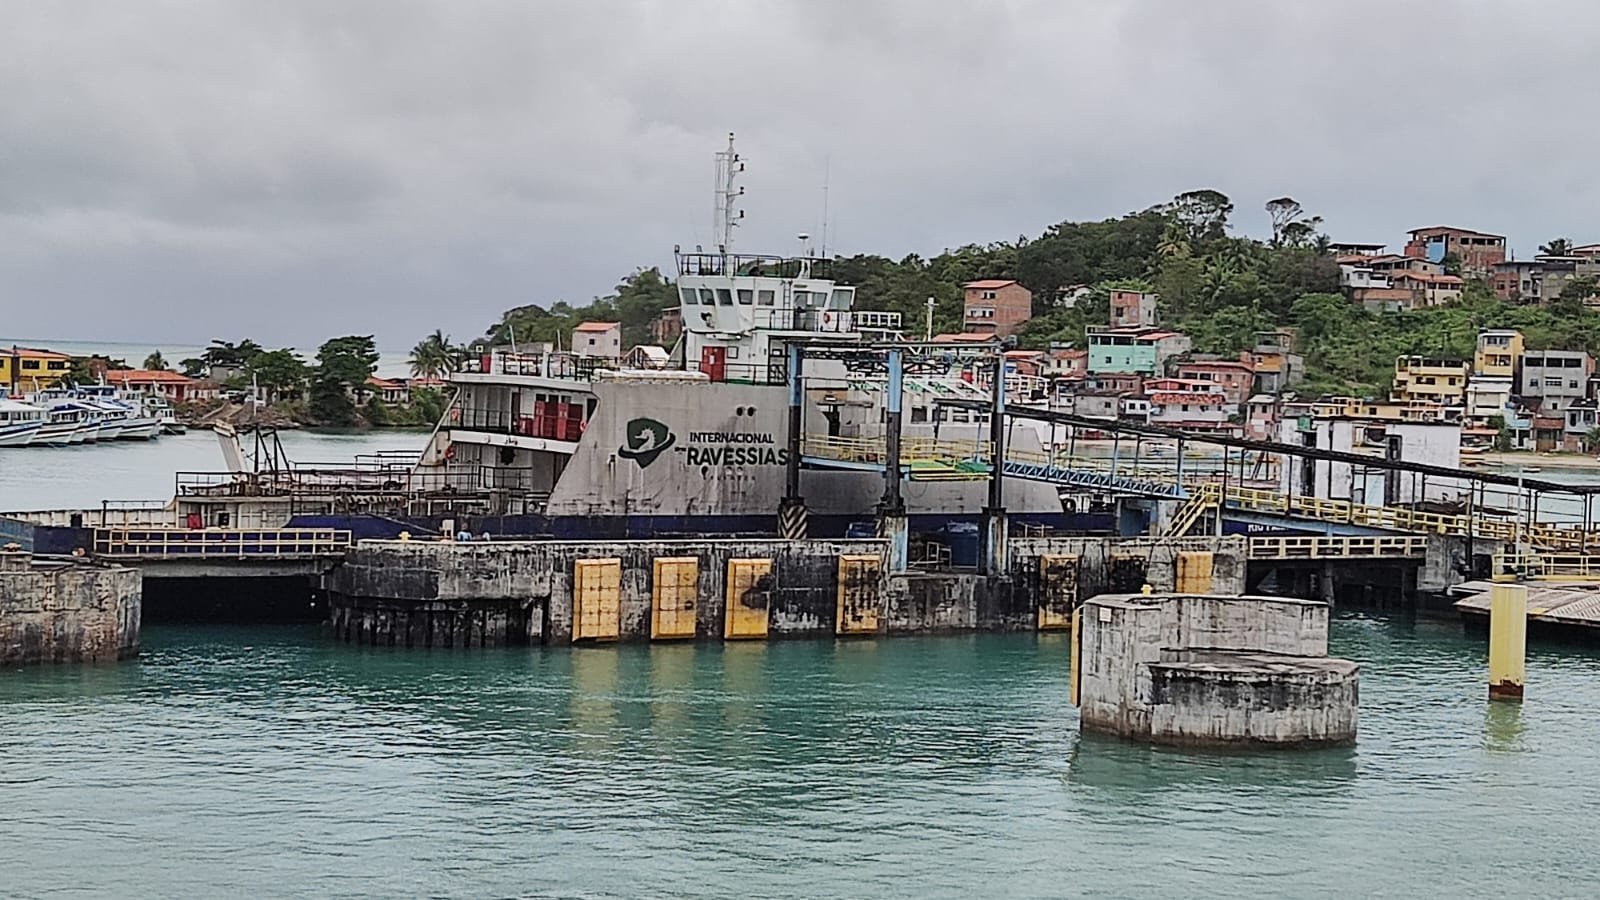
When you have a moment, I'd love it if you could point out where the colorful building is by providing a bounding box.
[1109,289,1158,328]
[1391,356,1470,407]
[1474,329,1523,379]
[107,369,211,403]
[1404,226,1507,278]
[2,347,73,391]
[1085,327,1192,376]
[962,279,1034,337]
[1174,357,1256,408]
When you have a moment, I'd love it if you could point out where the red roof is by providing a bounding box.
[933,332,994,343]
[365,375,404,389]
[964,279,1018,289]
[1179,360,1254,372]
[574,321,620,332]
[11,346,72,360]
[109,369,195,384]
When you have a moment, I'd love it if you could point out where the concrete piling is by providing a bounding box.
[1488,576,1527,701]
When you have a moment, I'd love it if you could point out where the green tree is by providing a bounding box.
[203,339,262,369]
[1540,238,1573,257]
[308,336,379,427]
[248,348,309,400]
[409,330,455,378]
[363,395,393,426]
[1165,189,1233,244]
[409,387,446,426]
[142,350,166,370]
[179,357,206,377]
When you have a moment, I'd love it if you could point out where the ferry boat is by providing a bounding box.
[0,396,46,446]
[404,136,1072,538]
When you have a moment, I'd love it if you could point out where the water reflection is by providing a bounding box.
[1482,701,1529,753]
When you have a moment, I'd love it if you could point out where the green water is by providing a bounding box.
[2,617,1598,898]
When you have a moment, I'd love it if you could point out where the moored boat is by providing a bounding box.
[0,397,46,447]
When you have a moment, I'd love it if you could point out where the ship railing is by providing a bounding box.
[91,527,353,560]
[675,252,803,278]
[454,408,587,442]
[699,362,785,385]
[458,351,614,381]
[175,469,415,499]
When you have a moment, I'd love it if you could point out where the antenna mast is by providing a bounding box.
[820,154,830,258]
[714,132,745,257]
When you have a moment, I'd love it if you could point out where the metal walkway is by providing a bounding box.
[802,433,1600,551]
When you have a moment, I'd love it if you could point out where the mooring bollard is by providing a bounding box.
[1488,575,1527,702]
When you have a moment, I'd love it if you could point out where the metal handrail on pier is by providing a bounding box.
[91,528,353,560]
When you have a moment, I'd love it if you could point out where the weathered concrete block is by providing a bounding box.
[0,552,141,666]
[1077,592,1358,748]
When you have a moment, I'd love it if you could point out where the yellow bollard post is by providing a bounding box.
[1488,575,1527,702]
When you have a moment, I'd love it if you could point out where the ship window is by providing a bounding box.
[757,289,775,306]
[793,290,812,307]
[830,289,852,309]
[726,346,739,359]
[680,288,697,305]
[737,289,753,305]
[717,289,733,306]
[698,289,716,305]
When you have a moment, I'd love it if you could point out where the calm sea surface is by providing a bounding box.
[2,619,1599,898]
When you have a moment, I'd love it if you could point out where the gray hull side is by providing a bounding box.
[544,382,1061,517]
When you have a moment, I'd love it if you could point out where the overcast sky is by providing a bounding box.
[2,0,1593,350]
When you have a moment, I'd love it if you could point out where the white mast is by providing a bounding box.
[714,132,745,257]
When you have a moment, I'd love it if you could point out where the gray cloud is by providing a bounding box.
[1,0,1594,348]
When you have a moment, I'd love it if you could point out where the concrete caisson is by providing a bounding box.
[1075,592,1358,748]
[0,549,141,666]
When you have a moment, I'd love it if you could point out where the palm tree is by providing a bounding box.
[1540,238,1573,257]
[143,350,167,371]
[409,330,456,379]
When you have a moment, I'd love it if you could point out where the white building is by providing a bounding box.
[1464,376,1514,423]
[572,322,622,359]
[1278,417,1463,505]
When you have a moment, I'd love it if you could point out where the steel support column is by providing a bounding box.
[779,343,808,539]
[980,356,1008,576]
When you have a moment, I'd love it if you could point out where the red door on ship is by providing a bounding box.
[699,346,726,382]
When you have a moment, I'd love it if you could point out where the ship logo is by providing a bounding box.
[618,417,675,468]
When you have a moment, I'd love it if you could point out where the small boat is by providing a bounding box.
[76,385,160,440]
[31,398,102,445]
[0,397,46,447]
[143,394,186,435]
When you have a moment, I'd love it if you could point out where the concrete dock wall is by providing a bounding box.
[0,550,141,666]
[325,535,1254,648]
[328,538,889,646]
[1009,535,1248,597]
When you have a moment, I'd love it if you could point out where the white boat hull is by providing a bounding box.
[0,420,42,447]
[116,417,162,440]
[32,419,82,446]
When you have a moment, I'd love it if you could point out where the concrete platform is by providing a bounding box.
[1075,593,1360,748]
[1455,583,1600,633]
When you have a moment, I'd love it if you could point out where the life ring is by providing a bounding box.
[449,407,461,423]
[444,445,457,461]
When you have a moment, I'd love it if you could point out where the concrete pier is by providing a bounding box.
[0,548,141,666]
[1074,592,1359,748]
[325,535,1252,647]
